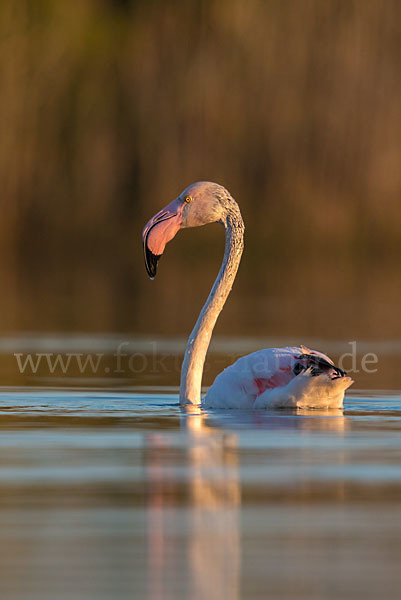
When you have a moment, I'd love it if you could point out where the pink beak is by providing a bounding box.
[142,198,184,278]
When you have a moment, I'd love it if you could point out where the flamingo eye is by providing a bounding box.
[184,196,192,204]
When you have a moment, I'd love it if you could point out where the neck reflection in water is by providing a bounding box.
[146,405,240,600]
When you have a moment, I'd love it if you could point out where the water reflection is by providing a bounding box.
[146,406,240,600]
[145,405,350,599]
[206,406,348,434]
[0,391,400,599]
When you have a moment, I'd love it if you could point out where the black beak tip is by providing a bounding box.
[144,246,161,279]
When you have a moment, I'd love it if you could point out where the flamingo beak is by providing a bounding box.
[142,198,184,278]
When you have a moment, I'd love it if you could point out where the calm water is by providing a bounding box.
[0,386,400,600]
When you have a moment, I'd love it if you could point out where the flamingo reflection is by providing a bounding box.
[146,405,240,600]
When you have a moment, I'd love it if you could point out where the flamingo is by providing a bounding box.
[142,182,353,409]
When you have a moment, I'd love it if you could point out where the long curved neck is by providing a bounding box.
[179,202,244,405]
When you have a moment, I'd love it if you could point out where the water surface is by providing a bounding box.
[0,388,400,600]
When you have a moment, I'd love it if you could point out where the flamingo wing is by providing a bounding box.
[203,347,302,409]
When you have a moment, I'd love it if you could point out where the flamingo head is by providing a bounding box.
[142,181,231,278]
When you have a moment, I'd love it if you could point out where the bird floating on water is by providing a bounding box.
[142,182,353,409]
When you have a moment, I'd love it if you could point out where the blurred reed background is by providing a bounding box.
[0,0,400,344]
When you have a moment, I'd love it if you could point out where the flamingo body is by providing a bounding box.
[204,346,353,409]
